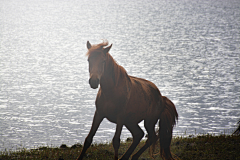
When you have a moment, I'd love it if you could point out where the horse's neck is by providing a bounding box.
[100,54,128,92]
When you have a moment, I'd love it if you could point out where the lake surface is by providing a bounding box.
[0,0,239,151]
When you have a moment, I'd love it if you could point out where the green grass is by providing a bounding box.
[1,135,239,160]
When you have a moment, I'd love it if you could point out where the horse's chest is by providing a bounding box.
[96,96,125,123]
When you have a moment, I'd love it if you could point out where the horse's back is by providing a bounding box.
[129,76,161,100]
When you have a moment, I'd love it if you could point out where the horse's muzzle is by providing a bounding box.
[89,77,99,89]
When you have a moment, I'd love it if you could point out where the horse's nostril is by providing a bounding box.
[89,77,100,89]
[89,78,92,85]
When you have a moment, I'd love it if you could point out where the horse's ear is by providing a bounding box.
[87,41,92,49]
[103,44,112,54]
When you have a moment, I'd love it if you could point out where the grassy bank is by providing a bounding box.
[0,135,239,160]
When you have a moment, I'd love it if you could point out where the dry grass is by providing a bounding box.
[1,135,239,160]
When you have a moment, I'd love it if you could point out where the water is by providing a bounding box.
[0,0,240,151]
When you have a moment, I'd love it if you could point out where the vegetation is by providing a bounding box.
[0,134,239,160]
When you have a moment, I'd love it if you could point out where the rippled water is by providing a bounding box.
[0,0,240,151]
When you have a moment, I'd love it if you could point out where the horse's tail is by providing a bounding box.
[232,120,240,135]
[158,96,178,160]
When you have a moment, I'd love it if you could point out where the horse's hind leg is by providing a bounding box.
[120,124,144,160]
[131,119,158,160]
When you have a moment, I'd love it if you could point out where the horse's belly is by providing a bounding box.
[106,116,117,123]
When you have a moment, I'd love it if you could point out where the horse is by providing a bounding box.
[233,120,240,135]
[77,40,178,160]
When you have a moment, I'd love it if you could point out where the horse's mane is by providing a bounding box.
[106,52,130,86]
[86,41,109,56]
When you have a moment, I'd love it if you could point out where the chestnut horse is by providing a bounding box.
[77,41,178,160]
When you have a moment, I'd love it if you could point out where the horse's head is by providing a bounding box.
[86,41,112,89]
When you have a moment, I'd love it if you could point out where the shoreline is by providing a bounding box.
[1,134,239,160]
[0,131,236,152]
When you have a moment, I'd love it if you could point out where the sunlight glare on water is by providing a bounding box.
[0,0,239,151]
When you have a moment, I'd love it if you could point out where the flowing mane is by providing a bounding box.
[105,52,130,86]
[86,41,109,56]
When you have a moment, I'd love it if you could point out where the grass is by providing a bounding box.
[0,134,239,160]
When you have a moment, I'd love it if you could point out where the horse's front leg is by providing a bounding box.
[77,111,104,160]
[120,124,144,160]
[113,123,123,160]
